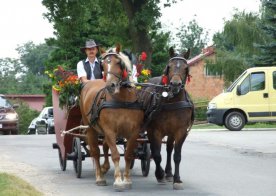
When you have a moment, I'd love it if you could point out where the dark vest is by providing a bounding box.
[82,60,103,80]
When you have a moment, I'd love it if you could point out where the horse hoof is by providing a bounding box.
[173,182,184,190]
[123,181,132,189]
[165,176,173,182]
[113,182,125,192]
[96,180,107,186]
[157,177,166,185]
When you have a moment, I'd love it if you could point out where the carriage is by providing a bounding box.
[51,89,151,178]
[51,46,194,190]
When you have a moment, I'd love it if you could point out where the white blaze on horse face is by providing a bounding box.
[107,61,112,81]
[177,60,181,68]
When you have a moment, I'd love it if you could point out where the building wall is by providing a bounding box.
[186,56,224,100]
[5,95,45,111]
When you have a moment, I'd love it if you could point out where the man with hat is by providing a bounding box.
[77,39,103,83]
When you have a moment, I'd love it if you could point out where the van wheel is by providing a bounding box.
[224,111,245,131]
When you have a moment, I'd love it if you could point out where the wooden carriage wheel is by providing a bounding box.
[72,137,82,178]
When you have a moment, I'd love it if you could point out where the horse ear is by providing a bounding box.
[100,47,106,54]
[183,48,190,59]
[115,43,121,54]
[169,47,175,58]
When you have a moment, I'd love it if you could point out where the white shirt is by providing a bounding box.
[132,64,138,82]
[77,57,99,80]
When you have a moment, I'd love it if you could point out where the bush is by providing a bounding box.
[14,101,39,135]
[194,99,209,121]
[195,106,207,121]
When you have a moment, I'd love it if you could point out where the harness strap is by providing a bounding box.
[99,101,142,110]
[161,101,193,111]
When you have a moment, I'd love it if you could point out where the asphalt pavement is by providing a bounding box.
[0,129,275,196]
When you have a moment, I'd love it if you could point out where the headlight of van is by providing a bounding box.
[208,103,217,109]
[6,113,18,120]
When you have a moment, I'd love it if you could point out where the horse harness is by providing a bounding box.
[88,87,143,128]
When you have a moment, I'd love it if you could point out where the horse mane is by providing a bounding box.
[106,47,132,72]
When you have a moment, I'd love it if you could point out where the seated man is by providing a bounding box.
[77,39,103,83]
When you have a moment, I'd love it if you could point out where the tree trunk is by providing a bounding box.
[121,0,152,66]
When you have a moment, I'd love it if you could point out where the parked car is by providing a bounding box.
[28,107,54,134]
[207,66,276,131]
[0,95,19,135]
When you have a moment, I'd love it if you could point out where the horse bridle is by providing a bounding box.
[166,56,189,87]
[102,53,127,82]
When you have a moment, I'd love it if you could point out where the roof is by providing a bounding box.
[188,46,215,66]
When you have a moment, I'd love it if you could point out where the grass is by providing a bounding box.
[0,173,42,196]
[192,122,276,129]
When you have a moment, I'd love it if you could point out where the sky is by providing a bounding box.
[0,0,261,59]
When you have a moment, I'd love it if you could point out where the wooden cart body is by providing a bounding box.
[52,89,82,160]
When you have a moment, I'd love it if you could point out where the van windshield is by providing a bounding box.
[0,96,12,108]
[226,70,247,92]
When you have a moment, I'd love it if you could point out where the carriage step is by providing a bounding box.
[52,143,59,149]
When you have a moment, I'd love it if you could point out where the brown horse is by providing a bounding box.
[141,47,194,190]
[80,46,144,191]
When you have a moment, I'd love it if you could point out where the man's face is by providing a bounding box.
[85,47,98,58]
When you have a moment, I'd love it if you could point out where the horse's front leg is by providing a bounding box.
[173,131,188,190]
[87,128,107,186]
[101,140,110,174]
[104,132,124,191]
[165,136,174,182]
[123,132,139,189]
[148,130,165,183]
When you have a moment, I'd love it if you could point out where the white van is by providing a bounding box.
[207,66,276,131]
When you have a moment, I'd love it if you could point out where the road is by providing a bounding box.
[0,129,276,196]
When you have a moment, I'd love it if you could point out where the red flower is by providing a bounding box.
[140,52,147,61]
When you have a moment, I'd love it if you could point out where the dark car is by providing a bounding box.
[0,95,19,135]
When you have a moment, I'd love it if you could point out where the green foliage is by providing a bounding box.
[209,11,267,84]
[0,41,52,95]
[253,0,276,66]
[13,101,39,135]
[16,41,55,75]
[176,19,209,57]
[150,31,170,76]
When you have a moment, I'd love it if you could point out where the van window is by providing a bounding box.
[251,72,265,91]
[273,72,276,89]
[240,75,250,94]
[240,72,265,95]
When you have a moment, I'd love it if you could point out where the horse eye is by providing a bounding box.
[106,58,111,63]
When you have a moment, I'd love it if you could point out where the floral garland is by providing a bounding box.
[45,66,80,109]
[136,52,152,83]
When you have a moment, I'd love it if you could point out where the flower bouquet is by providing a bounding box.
[46,66,80,109]
[135,52,152,83]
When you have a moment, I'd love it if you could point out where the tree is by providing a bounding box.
[0,42,51,95]
[208,11,267,83]
[42,0,178,69]
[253,0,276,66]
[176,19,209,58]
[16,42,55,75]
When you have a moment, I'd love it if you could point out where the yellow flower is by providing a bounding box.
[45,71,49,74]
[141,69,151,76]
[52,84,61,92]
[49,73,54,78]
[136,86,142,90]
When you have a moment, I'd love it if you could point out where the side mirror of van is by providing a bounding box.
[237,85,241,96]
